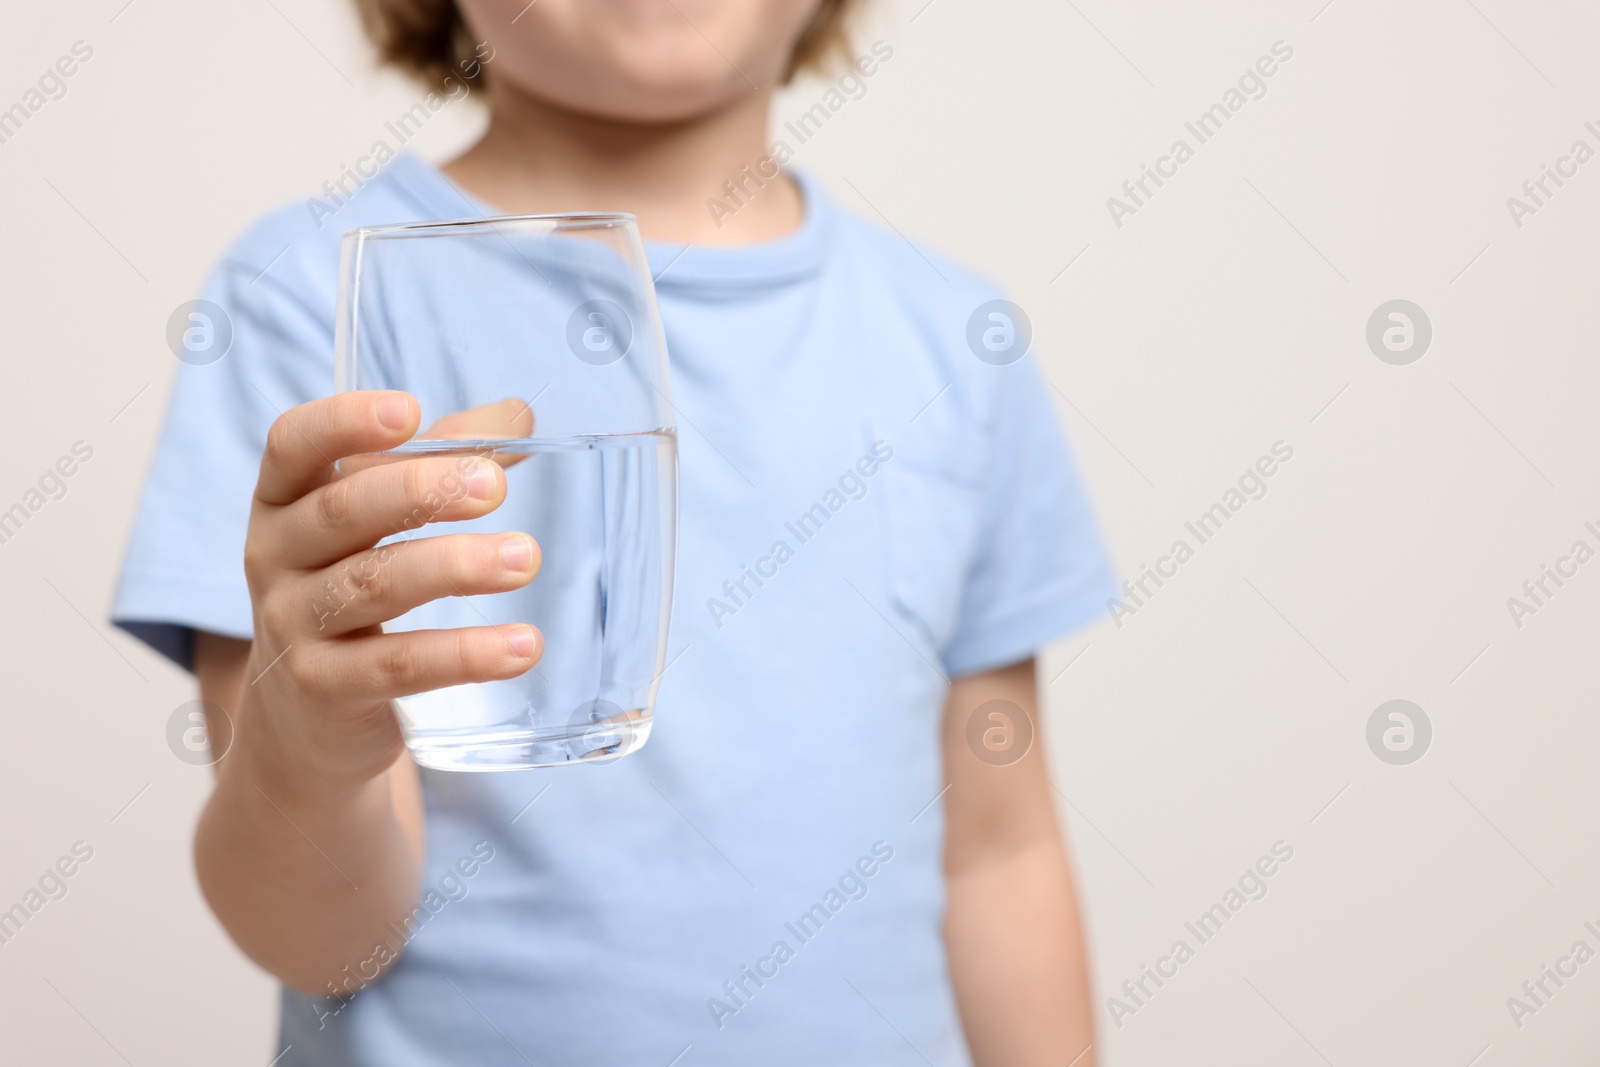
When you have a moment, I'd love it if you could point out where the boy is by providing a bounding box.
[114,1,1115,1062]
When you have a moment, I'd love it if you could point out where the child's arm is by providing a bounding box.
[189,392,543,997]
[193,631,427,999]
[941,659,1097,1066]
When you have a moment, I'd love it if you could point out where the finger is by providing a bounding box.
[419,397,536,474]
[301,532,541,638]
[339,398,537,476]
[418,397,535,442]
[256,392,419,506]
[299,624,543,705]
[273,452,508,570]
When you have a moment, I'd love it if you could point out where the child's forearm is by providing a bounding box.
[179,391,537,997]
[945,836,1097,1066]
[192,634,424,998]
[941,660,1097,1063]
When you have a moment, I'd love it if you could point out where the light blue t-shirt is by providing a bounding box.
[113,155,1113,1066]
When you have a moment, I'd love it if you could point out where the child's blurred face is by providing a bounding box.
[457,0,826,122]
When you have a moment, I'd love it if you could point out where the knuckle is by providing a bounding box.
[401,462,428,509]
[317,478,353,527]
[395,464,431,531]
[259,592,298,638]
[283,649,321,695]
[347,553,391,610]
[307,574,350,632]
[375,640,424,690]
[242,536,270,582]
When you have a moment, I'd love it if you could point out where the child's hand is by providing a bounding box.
[236,390,542,789]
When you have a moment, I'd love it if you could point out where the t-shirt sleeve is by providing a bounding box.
[111,262,331,669]
[940,355,1117,678]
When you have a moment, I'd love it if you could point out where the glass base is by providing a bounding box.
[406,719,652,772]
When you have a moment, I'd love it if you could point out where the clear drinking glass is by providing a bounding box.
[335,213,677,771]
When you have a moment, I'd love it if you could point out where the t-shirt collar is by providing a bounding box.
[383,153,831,292]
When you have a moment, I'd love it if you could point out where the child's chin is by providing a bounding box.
[553,71,755,125]
[606,49,757,106]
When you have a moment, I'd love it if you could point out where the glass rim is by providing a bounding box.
[347,211,639,240]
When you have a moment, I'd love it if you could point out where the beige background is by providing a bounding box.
[2,0,1598,1063]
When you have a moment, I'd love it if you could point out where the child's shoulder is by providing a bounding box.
[822,187,1006,309]
[817,180,1037,414]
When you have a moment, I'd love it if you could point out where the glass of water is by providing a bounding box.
[335,212,677,772]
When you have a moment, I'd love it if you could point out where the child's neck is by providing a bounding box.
[443,84,804,246]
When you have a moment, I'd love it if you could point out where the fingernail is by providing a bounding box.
[499,534,534,571]
[377,394,410,430]
[506,626,539,660]
[463,460,497,499]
